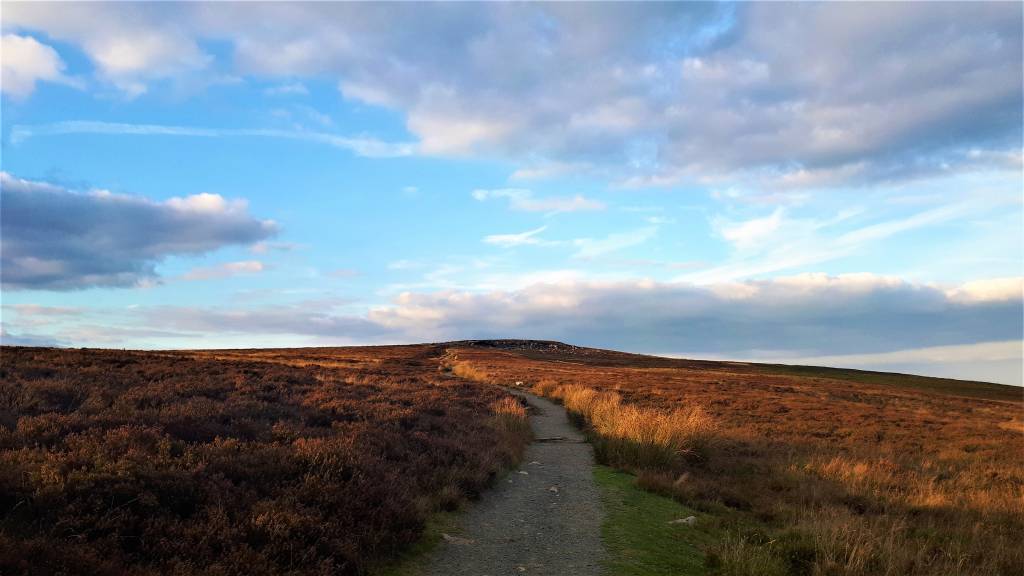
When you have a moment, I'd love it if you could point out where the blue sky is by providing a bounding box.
[2,2,1022,384]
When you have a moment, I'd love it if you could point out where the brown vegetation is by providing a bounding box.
[0,345,527,575]
[3,340,1019,575]
[447,342,1024,576]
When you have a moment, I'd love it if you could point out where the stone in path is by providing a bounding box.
[419,391,604,575]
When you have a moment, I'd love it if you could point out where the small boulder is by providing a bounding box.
[669,516,697,526]
[441,533,475,545]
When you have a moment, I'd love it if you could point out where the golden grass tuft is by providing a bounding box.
[536,383,716,470]
[451,361,491,383]
[490,396,531,456]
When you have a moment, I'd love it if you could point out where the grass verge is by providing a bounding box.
[596,465,720,576]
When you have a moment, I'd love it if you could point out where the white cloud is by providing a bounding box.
[408,111,512,155]
[166,192,245,214]
[264,82,309,96]
[181,260,265,281]
[714,208,785,250]
[5,2,210,96]
[472,188,605,213]
[483,226,549,247]
[947,277,1023,303]
[10,121,416,158]
[1,34,77,98]
[572,227,658,259]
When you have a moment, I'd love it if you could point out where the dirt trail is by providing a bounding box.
[419,390,604,575]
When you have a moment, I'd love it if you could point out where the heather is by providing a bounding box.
[0,345,527,575]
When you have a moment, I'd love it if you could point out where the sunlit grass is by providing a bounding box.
[538,383,717,471]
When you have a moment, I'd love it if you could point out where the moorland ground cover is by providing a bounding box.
[447,341,1024,576]
[3,340,1020,576]
[0,345,528,575]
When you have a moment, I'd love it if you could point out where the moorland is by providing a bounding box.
[1,340,1020,575]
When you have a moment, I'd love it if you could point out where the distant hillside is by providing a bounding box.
[447,339,1021,403]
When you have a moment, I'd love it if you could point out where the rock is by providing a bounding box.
[518,470,529,475]
[441,533,475,545]
[548,486,559,493]
[529,461,541,465]
[668,516,697,526]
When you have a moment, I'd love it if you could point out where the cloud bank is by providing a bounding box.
[1,173,277,290]
[114,274,1021,383]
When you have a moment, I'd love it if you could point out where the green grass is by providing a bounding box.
[596,465,718,575]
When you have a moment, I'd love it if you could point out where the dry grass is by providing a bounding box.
[537,383,717,471]
[490,397,531,450]
[450,361,492,384]
[447,342,1024,576]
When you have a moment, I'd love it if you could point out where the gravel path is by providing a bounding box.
[419,390,604,576]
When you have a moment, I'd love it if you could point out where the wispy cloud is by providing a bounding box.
[181,260,265,281]
[472,188,605,213]
[264,82,308,96]
[480,223,661,258]
[9,121,416,158]
[250,241,302,254]
[686,201,980,284]
[572,226,658,259]
[483,225,549,247]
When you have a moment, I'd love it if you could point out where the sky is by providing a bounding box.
[1,2,1022,385]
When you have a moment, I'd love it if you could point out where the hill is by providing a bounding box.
[1,342,1020,575]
